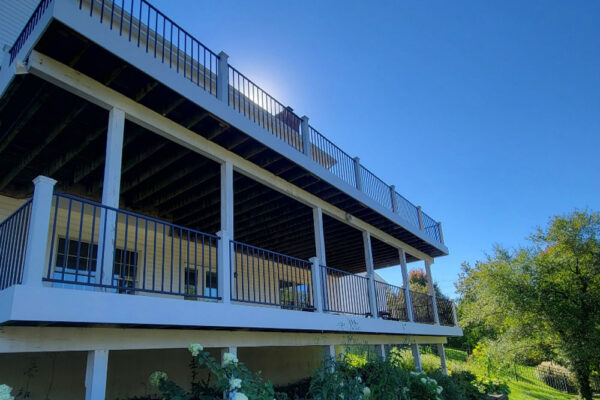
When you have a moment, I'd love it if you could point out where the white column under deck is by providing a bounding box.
[313,207,326,265]
[411,344,423,372]
[363,231,379,318]
[378,344,386,360]
[218,161,234,304]
[437,343,448,376]
[97,108,125,287]
[424,261,440,325]
[399,248,414,322]
[22,176,57,286]
[84,349,109,400]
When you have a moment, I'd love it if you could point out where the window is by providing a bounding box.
[54,238,137,293]
[184,268,217,298]
[279,280,309,309]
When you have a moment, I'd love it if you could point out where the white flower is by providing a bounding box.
[0,385,13,400]
[420,377,427,384]
[149,371,168,387]
[229,378,242,390]
[357,376,362,383]
[431,379,437,384]
[362,387,371,397]
[189,343,204,357]
[436,386,443,394]
[223,352,239,364]
[232,393,248,400]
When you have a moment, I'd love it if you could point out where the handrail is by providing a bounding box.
[321,265,371,316]
[0,199,33,290]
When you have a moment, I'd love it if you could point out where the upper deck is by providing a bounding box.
[0,0,447,264]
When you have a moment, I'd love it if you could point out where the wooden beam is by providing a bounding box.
[0,88,49,155]
[120,149,190,193]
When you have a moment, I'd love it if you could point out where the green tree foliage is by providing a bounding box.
[455,210,600,400]
[409,269,447,300]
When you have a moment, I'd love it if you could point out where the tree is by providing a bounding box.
[408,268,447,300]
[455,210,600,400]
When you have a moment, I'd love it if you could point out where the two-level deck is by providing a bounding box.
[0,0,460,398]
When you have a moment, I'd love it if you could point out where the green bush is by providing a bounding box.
[449,371,485,400]
[428,371,462,400]
[360,358,411,400]
[307,357,369,400]
[408,371,444,400]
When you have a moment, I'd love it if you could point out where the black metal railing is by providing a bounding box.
[230,240,314,311]
[375,281,409,321]
[79,0,219,96]
[9,0,54,64]
[321,265,371,316]
[307,125,357,188]
[34,0,445,245]
[228,66,303,152]
[410,290,435,324]
[0,200,33,290]
[436,298,455,326]
[45,193,220,298]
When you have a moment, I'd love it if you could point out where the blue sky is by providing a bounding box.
[153,0,600,297]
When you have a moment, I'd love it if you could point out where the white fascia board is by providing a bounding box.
[48,0,448,256]
[4,285,463,338]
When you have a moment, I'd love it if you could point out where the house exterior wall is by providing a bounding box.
[0,0,39,64]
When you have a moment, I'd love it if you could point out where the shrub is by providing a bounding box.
[360,358,411,400]
[450,371,485,400]
[150,344,277,400]
[307,357,369,400]
[408,371,444,400]
[428,371,462,400]
[274,378,311,400]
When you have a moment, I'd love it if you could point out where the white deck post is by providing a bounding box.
[399,249,414,322]
[301,116,310,156]
[310,257,324,313]
[363,231,378,318]
[378,344,386,360]
[390,185,398,213]
[22,176,57,286]
[438,221,444,244]
[425,261,440,324]
[84,349,109,400]
[353,157,362,191]
[452,302,459,326]
[218,161,234,304]
[411,344,422,372]
[437,343,448,376]
[97,108,125,287]
[217,51,229,102]
[313,207,326,265]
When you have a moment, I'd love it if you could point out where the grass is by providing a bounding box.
[440,348,580,400]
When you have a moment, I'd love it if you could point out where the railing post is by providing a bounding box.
[438,221,445,244]
[452,301,458,326]
[217,51,229,102]
[362,231,378,318]
[353,157,362,191]
[399,249,414,322]
[424,261,440,324]
[22,176,57,286]
[301,116,310,157]
[390,185,398,213]
[310,257,323,313]
[417,206,424,231]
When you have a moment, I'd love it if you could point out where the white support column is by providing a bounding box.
[310,257,324,313]
[363,231,378,318]
[417,206,424,231]
[22,176,57,286]
[312,207,326,265]
[399,249,414,322]
[218,161,234,304]
[353,157,362,191]
[411,344,422,372]
[97,108,125,287]
[301,115,310,156]
[217,51,229,102]
[85,349,109,400]
[221,346,238,364]
[378,344,386,360]
[390,185,398,213]
[424,261,440,325]
[437,343,448,376]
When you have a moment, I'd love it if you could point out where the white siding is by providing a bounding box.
[0,0,40,64]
